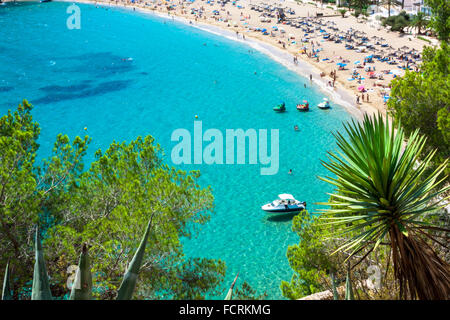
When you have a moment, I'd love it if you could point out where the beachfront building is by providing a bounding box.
[406,0,432,15]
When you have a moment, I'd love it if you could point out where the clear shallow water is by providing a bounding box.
[0,1,351,299]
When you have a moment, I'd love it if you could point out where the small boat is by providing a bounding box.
[273,102,286,112]
[296,100,309,111]
[40,0,52,2]
[318,98,331,109]
[261,194,306,213]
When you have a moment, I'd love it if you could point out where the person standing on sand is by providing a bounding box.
[310,74,312,82]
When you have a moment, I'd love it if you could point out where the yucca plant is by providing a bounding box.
[318,113,450,299]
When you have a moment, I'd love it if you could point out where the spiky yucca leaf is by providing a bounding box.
[31,226,52,300]
[224,272,239,300]
[116,217,153,300]
[70,244,92,300]
[2,262,13,300]
[317,113,450,299]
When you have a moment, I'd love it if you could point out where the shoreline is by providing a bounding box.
[4,0,427,120]
[69,0,376,120]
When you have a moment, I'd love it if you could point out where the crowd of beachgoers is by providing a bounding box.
[80,0,432,114]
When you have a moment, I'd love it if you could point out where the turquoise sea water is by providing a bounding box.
[0,1,351,299]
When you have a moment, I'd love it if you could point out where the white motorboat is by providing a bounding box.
[261,194,306,213]
[318,98,331,109]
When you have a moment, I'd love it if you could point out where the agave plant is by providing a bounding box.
[2,262,12,300]
[345,269,354,300]
[330,273,339,300]
[224,272,239,300]
[318,113,450,299]
[31,226,52,300]
[69,243,92,300]
[2,217,153,300]
[116,217,153,300]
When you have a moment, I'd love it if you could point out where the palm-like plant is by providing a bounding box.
[318,113,450,299]
[412,12,428,35]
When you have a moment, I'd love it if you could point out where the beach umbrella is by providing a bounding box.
[358,85,365,91]
[354,60,361,65]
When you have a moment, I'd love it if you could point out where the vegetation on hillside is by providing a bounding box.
[0,100,264,300]
[283,114,449,300]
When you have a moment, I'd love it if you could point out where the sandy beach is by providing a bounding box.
[8,0,434,118]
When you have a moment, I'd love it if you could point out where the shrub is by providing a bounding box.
[381,11,412,33]
[417,35,432,43]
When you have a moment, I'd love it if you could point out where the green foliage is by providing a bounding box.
[411,11,429,34]
[346,0,369,11]
[381,11,412,32]
[44,135,220,299]
[317,113,450,299]
[234,281,268,300]
[0,100,89,293]
[424,0,450,42]
[388,43,450,174]
[280,212,338,299]
[339,9,347,17]
[173,258,226,299]
[417,35,432,43]
[0,101,226,299]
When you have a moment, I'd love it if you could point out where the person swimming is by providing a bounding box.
[294,125,299,131]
